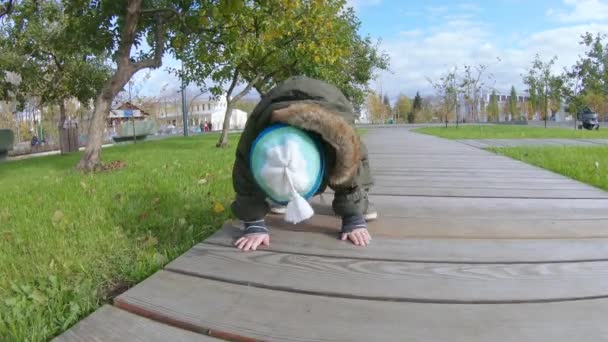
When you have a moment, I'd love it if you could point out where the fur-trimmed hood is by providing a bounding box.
[270,102,361,186]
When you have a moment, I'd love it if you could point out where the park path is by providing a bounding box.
[55,128,608,342]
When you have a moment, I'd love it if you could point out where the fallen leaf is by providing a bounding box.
[138,235,158,247]
[80,181,87,190]
[139,212,148,220]
[52,210,64,224]
[30,289,48,304]
[178,218,187,226]
[197,178,208,185]
[212,202,225,213]
[152,197,161,205]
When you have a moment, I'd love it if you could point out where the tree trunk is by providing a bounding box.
[217,100,233,148]
[58,100,68,154]
[216,70,261,148]
[77,70,130,171]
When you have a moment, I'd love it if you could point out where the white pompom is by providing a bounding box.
[284,191,314,224]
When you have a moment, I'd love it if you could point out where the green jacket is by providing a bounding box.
[231,76,372,221]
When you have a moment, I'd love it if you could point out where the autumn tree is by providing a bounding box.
[0,1,111,153]
[366,91,389,123]
[395,94,412,123]
[459,64,491,122]
[487,90,499,122]
[177,0,387,147]
[56,0,201,170]
[571,33,608,120]
[429,68,458,127]
[523,54,559,128]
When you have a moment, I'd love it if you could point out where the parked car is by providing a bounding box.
[577,108,600,130]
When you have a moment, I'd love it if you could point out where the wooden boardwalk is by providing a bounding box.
[55,128,608,342]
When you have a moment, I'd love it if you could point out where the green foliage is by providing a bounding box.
[509,86,518,119]
[177,0,388,109]
[413,91,423,113]
[523,54,560,123]
[429,69,458,125]
[487,90,499,122]
[0,134,235,341]
[0,1,111,109]
[395,94,412,123]
[563,33,608,119]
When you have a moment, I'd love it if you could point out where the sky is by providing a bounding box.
[133,0,608,101]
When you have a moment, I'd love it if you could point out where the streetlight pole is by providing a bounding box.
[181,60,189,137]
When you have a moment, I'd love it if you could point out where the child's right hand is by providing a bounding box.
[235,233,270,251]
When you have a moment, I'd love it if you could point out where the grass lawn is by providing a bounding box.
[0,134,236,341]
[416,125,608,139]
[490,146,608,192]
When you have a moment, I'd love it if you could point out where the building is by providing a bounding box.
[157,94,248,131]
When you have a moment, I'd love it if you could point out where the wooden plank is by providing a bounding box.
[310,195,608,219]
[261,213,608,239]
[373,174,584,184]
[166,243,608,302]
[368,186,608,199]
[372,171,566,179]
[206,222,608,263]
[372,178,590,190]
[53,305,217,342]
[115,271,608,342]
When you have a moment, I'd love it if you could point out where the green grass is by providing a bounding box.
[0,134,236,341]
[490,146,608,191]
[416,125,608,139]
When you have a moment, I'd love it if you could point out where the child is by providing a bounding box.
[231,76,376,251]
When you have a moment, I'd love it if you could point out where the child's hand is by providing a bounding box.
[235,233,270,251]
[341,228,372,246]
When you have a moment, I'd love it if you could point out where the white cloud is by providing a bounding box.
[399,29,424,37]
[548,0,608,23]
[375,20,608,99]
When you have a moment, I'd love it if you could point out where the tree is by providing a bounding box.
[382,94,391,114]
[366,91,389,123]
[487,90,500,122]
[509,86,519,120]
[178,0,388,147]
[58,0,198,171]
[459,64,490,122]
[0,1,111,153]
[394,94,412,123]
[572,32,608,121]
[0,0,14,19]
[429,68,458,127]
[523,54,558,128]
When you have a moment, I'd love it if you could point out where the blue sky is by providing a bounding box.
[135,0,608,101]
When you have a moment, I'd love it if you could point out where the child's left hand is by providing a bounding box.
[341,228,372,246]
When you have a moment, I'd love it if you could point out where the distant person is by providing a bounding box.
[31,136,39,147]
[208,122,213,132]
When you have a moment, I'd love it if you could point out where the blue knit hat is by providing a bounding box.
[250,124,325,223]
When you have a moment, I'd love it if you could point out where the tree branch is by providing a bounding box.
[0,0,14,20]
[141,7,179,16]
[117,0,144,67]
[132,13,164,71]
[225,68,240,98]
[232,73,262,104]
